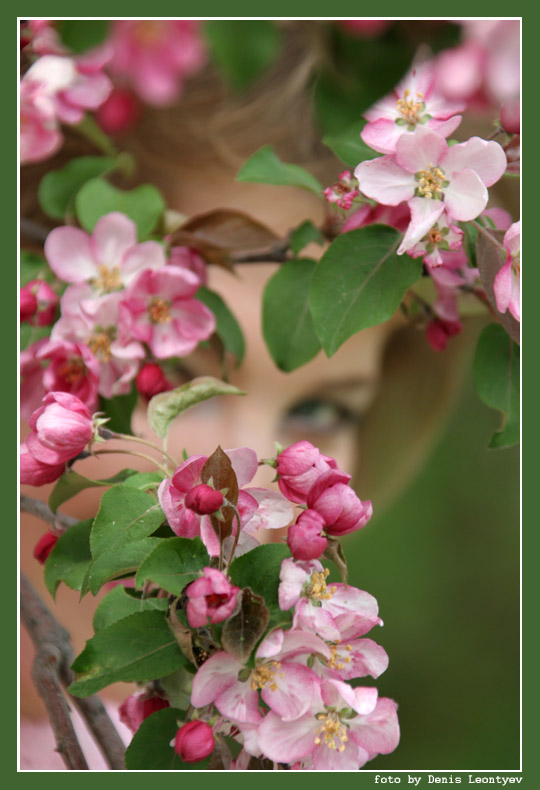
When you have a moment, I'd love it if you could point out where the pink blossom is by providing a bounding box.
[191,631,324,724]
[135,362,173,401]
[36,339,100,411]
[355,127,507,254]
[186,567,239,628]
[20,341,47,420]
[317,638,389,681]
[20,443,65,486]
[287,509,327,561]
[19,280,58,326]
[20,286,38,323]
[494,221,520,322]
[362,60,464,155]
[169,246,208,286]
[428,247,477,323]
[33,532,58,564]
[324,171,359,210]
[119,691,170,733]
[276,441,340,504]
[174,721,215,763]
[108,21,206,106]
[342,201,410,234]
[307,469,373,536]
[158,448,292,557]
[425,318,463,352]
[257,680,399,770]
[52,292,145,398]
[26,392,94,465]
[500,98,520,136]
[120,267,215,359]
[96,87,140,135]
[45,212,166,311]
[404,211,463,268]
[20,73,64,164]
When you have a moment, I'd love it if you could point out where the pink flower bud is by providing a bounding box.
[185,484,224,515]
[169,246,208,286]
[33,532,58,564]
[25,392,94,466]
[20,287,38,323]
[500,98,520,135]
[20,280,58,326]
[119,691,170,733]
[426,318,463,352]
[287,509,327,561]
[20,443,65,486]
[307,470,373,536]
[186,566,239,628]
[174,720,215,763]
[276,441,342,504]
[96,87,140,135]
[135,362,173,401]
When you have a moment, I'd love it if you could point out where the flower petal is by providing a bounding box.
[45,227,97,283]
[395,126,447,174]
[440,137,507,187]
[355,156,415,206]
[444,168,488,221]
[91,212,137,267]
[257,712,317,764]
[398,197,444,254]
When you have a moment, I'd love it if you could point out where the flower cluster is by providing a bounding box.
[20,212,214,415]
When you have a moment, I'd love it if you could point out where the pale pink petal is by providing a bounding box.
[225,447,258,487]
[444,168,488,221]
[241,487,294,531]
[279,558,316,610]
[61,72,111,109]
[504,221,520,257]
[348,697,400,758]
[355,156,415,206]
[257,712,317,764]
[440,137,507,187]
[428,115,462,138]
[45,227,97,283]
[327,680,378,715]
[171,299,216,344]
[398,197,444,254]
[341,638,390,680]
[395,127,447,174]
[482,207,513,231]
[312,738,367,770]
[261,662,320,721]
[171,456,207,492]
[199,516,220,557]
[91,212,137,267]
[191,652,242,707]
[120,242,167,284]
[493,261,513,315]
[360,119,404,155]
[256,629,284,659]
[364,94,397,122]
[216,680,262,724]
[294,599,342,642]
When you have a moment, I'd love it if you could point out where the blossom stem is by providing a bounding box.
[107,431,178,469]
[470,220,507,254]
[92,448,171,476]
[225,506,243,574]
[73,113,117,158]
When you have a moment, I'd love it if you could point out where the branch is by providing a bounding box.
[470,220,507,255]
[20,495,77,532]
[20,573,126,770]
[20,217,51,245]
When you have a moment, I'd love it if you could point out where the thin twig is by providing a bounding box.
[20,495,77,532]
[20,573,126,770]
[470,220,507,254]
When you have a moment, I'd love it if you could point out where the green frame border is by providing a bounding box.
[12,5,527,787]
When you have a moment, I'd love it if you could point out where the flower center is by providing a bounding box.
[422,223,450,253]
[148,297,171,324]
[87,328,116,362]
[327,643,353,671]
[314,711,349,752]
[396,88,427,126]
[305,568,337,602]
[134,21,163,46]
[250,661,284,692]
[91,264,122,293]
[59,357,85,384]
[414,166,448,200]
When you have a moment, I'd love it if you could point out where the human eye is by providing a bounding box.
[280,397,361,437]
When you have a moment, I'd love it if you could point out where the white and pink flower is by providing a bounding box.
[324,171,359,210]
[355,126,507,254]
[37,338,100,411]
[404,210,463,268]
[186,567,239,628]
[362,60,465,155]
[494,221,520,322]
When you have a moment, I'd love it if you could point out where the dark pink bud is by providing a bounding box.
[186,566,239,627]
[96,88,140,135]
[307,469,373,536]
[185,484,224,515]
[276,441,342,504]
[33,532,58,564]
[174,720,215,763]
[20,287,38,323]
[119,691,169,733]
[287,509,327,561]
[339,20,391,37]
[426,319,463,352]
[135,362,173,401]
[21,280,58,326]
[500,98,520,135]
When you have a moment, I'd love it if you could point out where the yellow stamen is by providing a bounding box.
[91,264,122,293]
[396,89,425,123]
[415,166,446,200]
[306,568,337,602]
[314,711,349,752]
[250,662,281,693]
[148,297,171,324]
[87,331,113,362]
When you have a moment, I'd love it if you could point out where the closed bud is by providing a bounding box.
[20,287,38,323]
[426,318,462,352]
[185,484,224,515]
[500,99,520,136]
[287,509,327,561]
[174,720,215,763]
[33,532,58,564]
[96,87,140,135]
[135,362,173,401]
[119,691,169,733]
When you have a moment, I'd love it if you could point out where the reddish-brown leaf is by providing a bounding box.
[476,229,520,344]
[201,446,239,540]
[221,588,269,663]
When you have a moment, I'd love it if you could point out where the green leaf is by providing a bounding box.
[196,287,245,366]
[38,156,116,220]
[44,519,92,600]
[262,258,321,372]
[57,20,109,54]
[221,588,269,663]
[135,538,208,596]
[48,468,138,513]
[289,220,324,257]
[85,537,162,596]
[473,324,520,449]
[121,471,166,490]
[159,668,193,712]
[237,145,323,196]
[93,585,168,632]
[148,376,245,441]
[75,178,165,238]
[323,120,381,169]
[20,250,51,287]
[229,543,290,616]
[205,20,280,91]
[98,384,139,435]
[124,708,209,770]
[69,611,187,697]
[20,323,51,351]
[310,225,421,356]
